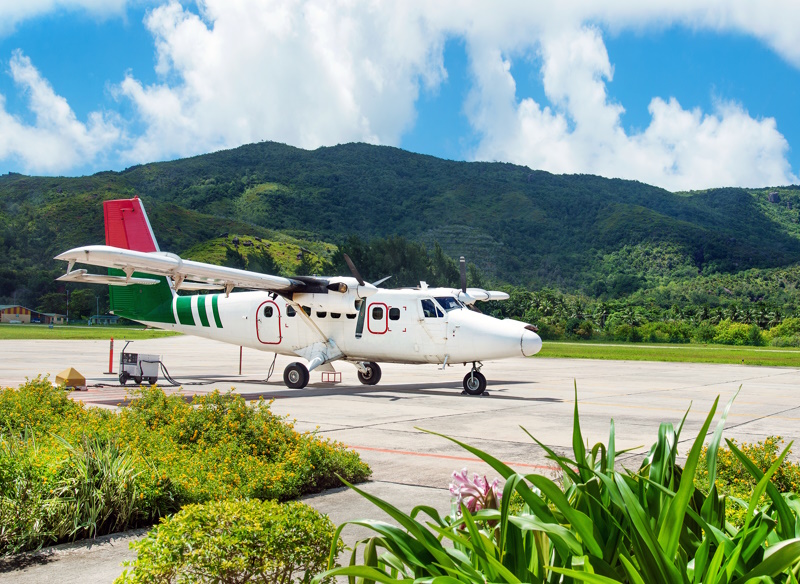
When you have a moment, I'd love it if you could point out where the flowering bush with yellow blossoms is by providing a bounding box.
[0,377,370,556]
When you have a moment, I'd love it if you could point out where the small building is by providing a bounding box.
[88,314,119,326]
[0,305,66,324]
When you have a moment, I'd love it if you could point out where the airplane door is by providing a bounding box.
[419,298,447,361]
[367,302,389,335]
[256,300,282,345]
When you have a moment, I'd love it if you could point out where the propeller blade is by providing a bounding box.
[372,275,392,287]
[343,253,365,286]
[459,256,467,293]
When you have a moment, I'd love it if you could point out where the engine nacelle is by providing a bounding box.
[292,291,360,313]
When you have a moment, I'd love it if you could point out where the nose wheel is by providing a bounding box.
[357,362,382,385]
[463,368,487,396]
[283,362,310,389]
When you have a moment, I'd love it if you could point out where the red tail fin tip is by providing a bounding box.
[104,198,160,252]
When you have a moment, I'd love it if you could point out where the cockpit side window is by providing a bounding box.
[434,296,462,312]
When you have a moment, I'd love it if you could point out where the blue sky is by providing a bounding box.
[0,2,798,191]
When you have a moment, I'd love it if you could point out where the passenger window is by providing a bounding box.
[389,307,400,321]
[286,305,296,317]
[371,306,384,320]
[263,305,273,318]
[303,306,311,316]
[346,313,357,319]
[421,299,438,318]
[331,313,341,319]
[316,311,327,318]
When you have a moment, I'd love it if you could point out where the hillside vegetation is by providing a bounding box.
[2,141,800,338]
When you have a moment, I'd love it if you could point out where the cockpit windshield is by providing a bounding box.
[435,296,463,311]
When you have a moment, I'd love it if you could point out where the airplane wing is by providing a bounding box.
[55,245,308,294]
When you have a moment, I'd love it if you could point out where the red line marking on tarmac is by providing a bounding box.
[348,445,560,472]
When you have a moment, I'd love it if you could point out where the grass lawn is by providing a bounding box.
[539,340,800,367]
[0,323,181,340]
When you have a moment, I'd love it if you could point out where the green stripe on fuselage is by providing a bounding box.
[211,295,223,328]
[176,296,195,326]
[197,295,210,327]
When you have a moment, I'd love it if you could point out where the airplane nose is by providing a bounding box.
[521,328,542,357]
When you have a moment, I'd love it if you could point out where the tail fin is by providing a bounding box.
[106,197,175,324]
[104,197,160,251]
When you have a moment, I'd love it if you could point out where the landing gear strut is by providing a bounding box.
[463,363,487,396]
[357,362,382,385]
[284,362,310,389]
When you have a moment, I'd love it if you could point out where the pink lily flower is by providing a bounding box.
[449,467,502,514]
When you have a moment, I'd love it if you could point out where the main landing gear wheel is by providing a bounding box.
[463,371,487,396]
[357,362,382,385]
[283,362,310,389]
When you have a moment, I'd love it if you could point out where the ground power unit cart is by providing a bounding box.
[118,341,160,385]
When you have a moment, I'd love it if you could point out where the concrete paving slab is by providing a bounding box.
[1,336,799,582]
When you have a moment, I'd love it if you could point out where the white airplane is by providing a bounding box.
[55,197,542,394]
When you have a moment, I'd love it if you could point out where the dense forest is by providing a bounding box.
[2,140,800,343]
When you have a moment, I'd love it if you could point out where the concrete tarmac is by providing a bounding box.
[2,336,799,582]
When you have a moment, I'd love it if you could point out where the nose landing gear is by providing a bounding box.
[463,362,487,396]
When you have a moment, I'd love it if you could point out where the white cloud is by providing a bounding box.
[0,50,121,174]
[467,25,798,190]
[117,0,447,163]
[0,0,132,36]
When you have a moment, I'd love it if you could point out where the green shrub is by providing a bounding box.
[639,321,692,343]
[0,379,370,555]
[117,499,340,584]
[692,322,716,342]
[712,319,763,345]
[609,323,642,342]
[770,334,800,347]
[766,317,800,340]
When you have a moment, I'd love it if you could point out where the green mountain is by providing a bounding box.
[1,141,799,310]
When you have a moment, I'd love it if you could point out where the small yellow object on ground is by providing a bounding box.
[55,367,86,390]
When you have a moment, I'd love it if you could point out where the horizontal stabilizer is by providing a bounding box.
[57,269,159,286]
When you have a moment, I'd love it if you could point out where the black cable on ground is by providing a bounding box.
[88,353,281,388]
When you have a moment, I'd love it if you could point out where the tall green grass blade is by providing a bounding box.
[519,426,582,484]
[526,474,603,558]
[706,387,741,489]
[316,565,412,584]
[548,566,624,583]
[618,554,646,584]
[615,472,681,583]
[572,382,590,482]
[508,516,583,555]
[607,419,616,475]
[732,539,800,583]
[657,395,719,561]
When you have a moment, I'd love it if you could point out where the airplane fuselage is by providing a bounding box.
[134,288,541,366]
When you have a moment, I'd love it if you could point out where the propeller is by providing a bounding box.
[457,255,481,311]
[343,253,365,286]
[343,253,378,298]
[372,275,392,287]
